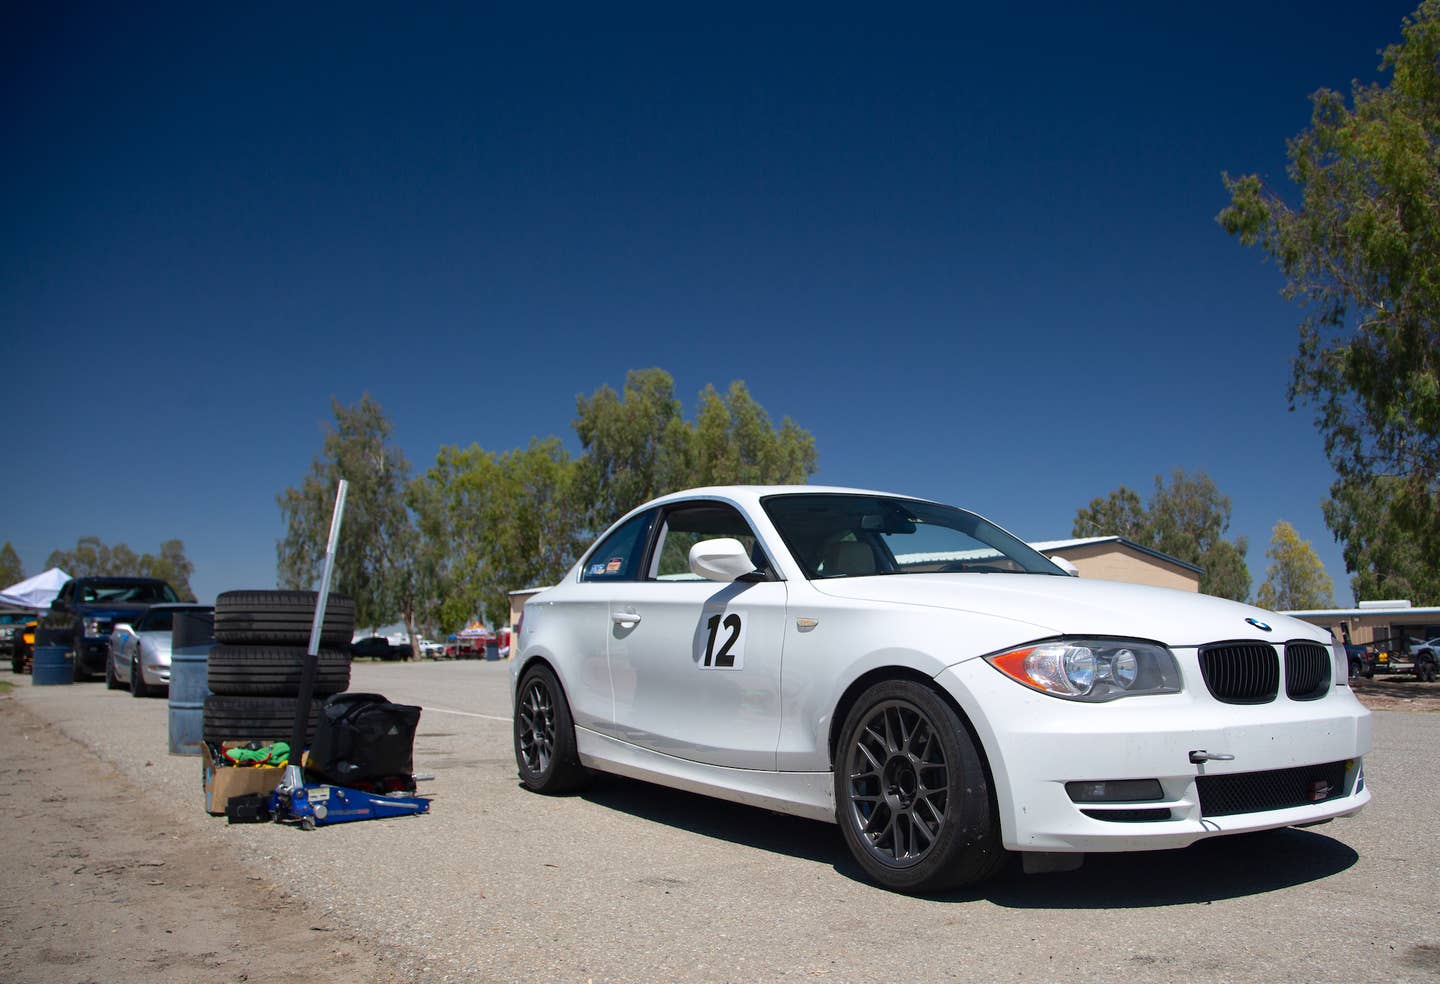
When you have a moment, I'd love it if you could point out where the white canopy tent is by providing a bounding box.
[0,568,70,611]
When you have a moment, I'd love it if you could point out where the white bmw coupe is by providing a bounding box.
[511,486,1371,892]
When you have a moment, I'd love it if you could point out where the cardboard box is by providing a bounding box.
[202,743,287,816]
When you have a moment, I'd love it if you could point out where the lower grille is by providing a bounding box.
[1285,642,1331,700]
[1198,642,1279,704]
[1081,808,1172,823]
[1197,761,1349,817]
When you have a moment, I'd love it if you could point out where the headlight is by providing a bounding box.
[985,638,1182,701]
[83,617,104,637]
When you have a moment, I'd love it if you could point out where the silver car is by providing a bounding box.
[107,603,213,697]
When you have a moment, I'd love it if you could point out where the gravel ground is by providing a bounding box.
[4,660,1439,982]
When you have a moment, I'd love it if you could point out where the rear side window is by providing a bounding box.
[581,510,657,582]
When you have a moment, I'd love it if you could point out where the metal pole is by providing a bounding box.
[281,479,349,791]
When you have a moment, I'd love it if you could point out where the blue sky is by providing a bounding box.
[2,3,1420,606]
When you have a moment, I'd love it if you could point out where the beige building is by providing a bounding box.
[1030,537,1202,592]
[1282,600,1440,648]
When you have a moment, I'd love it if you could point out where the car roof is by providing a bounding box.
[71,575,172,585]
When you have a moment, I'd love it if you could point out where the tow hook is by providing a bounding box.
[1188,750,1235,764]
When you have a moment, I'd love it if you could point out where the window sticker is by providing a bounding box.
[587,563,606,577]
[605,557,623,573]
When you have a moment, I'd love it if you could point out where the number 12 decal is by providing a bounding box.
[702,613,744,669]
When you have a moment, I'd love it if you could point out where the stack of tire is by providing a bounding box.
[203,591,354,747]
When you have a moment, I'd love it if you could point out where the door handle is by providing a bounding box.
[611,611,641,626]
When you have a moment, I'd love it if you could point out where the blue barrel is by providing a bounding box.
[168,610,215,756]
[485,639,500,661]
[32,643,75,685]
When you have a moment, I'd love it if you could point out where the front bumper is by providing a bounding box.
[140,653,171,686]
[938,657,1372,853]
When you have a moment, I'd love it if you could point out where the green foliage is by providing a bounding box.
[0,542,22,587]
[421,438,587,627]
[44,536,196,600]
[1256,521,1335,611]
[1072,469,1252,600]
[1072,486,1147,540]
[1323,474,1439,603]
[572,369,818,533]
[279,372,818,634]
[690,381,818,488]
[572,368,692,532]
[1219,1,1440,595]
[276,394,419,634]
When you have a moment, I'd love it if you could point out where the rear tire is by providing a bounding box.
[834,679,1006,894]
[514,664,587,794]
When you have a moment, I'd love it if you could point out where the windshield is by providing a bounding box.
[762,493,1063,580]
[78,580,181,604]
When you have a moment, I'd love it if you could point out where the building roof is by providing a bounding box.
[1028,537,1204,575]
[1282,604,1440,619]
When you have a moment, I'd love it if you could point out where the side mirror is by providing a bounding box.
[1048,555,1080,577]
[689,538,757,583]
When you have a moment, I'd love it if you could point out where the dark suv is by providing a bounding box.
[44,577,180,679]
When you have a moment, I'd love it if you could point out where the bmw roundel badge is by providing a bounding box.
[1246,617,1272,632]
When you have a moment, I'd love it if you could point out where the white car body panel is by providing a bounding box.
[512,485,1371,857]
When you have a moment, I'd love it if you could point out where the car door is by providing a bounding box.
[607,500,787,770]
[548,508,659,732]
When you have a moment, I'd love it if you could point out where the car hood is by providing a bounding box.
[808,574,1330,650]
[140,631,173,662]
[80,604,150,622]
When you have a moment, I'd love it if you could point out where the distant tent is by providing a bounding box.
[0,568,71,610]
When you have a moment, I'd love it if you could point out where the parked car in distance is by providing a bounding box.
[107,602,214,697]
[10,617,36,673]
[351,636,411,661]
[1344,643,1374,680]
[512,485,1372,893]
[0,611,30,661]
[44,576,181,679]
[1411,637,1440,683]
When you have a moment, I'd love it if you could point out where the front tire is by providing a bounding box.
[514,664,586,794]
[835,679,1005,893]
[130,652,154,698]
[105,652,121,690]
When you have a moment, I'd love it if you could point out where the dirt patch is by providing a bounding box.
[1350,675,1440,712]
[0,696,416,984]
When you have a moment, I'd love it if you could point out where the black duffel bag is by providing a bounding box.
[307,692,422,785]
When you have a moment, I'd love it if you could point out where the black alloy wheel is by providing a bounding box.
[835,679,1005,893]
[846,698,951,868]
[513,664,586,794]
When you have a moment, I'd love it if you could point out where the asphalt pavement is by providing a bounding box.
[8,659,1440,982]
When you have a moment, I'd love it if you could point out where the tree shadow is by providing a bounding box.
[579,774,1358,906]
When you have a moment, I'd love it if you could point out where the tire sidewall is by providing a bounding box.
[834,679,1001,893]
[513,664,583,793]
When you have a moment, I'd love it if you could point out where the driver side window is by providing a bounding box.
[649,502,770,581]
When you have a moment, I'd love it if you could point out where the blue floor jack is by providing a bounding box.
[267,479,431,830]
[271,773,429,829]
